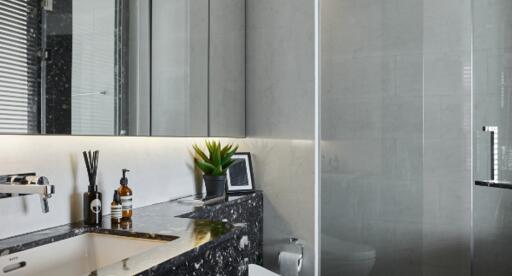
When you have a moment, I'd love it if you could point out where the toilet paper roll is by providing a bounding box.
[279,251,303,276]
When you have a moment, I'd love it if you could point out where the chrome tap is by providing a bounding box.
[0,173,55,213]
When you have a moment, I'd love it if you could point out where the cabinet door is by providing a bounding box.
[151,0,209,136]
[209,0,246,137]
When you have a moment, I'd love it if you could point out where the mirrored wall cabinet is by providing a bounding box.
[0,0,245,137]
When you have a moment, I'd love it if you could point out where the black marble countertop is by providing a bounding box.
[0,191,262,275]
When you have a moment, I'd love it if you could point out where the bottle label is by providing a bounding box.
[121,195,132,211]
[111,205,122,219]
[90,199,102,214]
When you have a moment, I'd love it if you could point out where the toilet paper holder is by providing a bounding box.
[278,237,304,273]
[289,237,304,259]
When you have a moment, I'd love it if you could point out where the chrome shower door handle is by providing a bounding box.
[483,126,499,181]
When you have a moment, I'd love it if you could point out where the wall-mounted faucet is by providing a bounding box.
[0,173,55,213]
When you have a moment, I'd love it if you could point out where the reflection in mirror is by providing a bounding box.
[0,0,41,134]
[0,0,149,135]
[0,0,245,137]
[48,0,149,135]
[71,0,119,135]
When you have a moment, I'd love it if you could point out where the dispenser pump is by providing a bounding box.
[113,190,121,203]
[120,169,130,185]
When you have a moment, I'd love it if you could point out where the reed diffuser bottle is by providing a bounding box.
[83,150,102,226]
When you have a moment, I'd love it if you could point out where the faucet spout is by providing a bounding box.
[0,174,55,213]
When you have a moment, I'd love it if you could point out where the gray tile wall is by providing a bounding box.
[246,0,315,140]
[209,0,246,137]
[245,0,315,274]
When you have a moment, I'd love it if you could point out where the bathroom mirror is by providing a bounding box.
[0,0,245,137]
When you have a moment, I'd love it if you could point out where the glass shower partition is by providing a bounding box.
[320,1,473,275]
[473,0,512,275]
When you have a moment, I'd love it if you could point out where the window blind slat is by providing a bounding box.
[2,0,38,10]
[0,0,39,134]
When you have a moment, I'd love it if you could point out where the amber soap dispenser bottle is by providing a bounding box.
[111,190,122,224]
[118,169,133,219]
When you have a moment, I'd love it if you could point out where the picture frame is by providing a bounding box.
[226,152,255,194]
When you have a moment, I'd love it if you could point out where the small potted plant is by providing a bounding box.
[193,141,239,199]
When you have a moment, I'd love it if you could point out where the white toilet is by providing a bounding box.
[322,235,376,276]
[249,264,280,276]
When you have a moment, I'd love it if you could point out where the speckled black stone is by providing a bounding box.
[45,0,73,134]
[179,192,264,267]
[0,191,263,275]
[148,228,252,276]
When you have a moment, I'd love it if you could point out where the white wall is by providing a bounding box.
[0,136,207,239]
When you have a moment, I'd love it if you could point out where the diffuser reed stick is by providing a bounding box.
[82,150,99,186]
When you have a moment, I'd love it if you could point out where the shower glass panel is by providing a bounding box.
[321,1,472,275]
[473,0,512,275]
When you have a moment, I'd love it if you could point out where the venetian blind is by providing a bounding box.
[0,0,40,133]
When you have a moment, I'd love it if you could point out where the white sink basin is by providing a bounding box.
[0,233,168,276]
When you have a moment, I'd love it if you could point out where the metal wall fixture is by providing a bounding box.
[277,237,304,273]
[475,126,512,189]
[0,173,55,213]
[482,126,499,182]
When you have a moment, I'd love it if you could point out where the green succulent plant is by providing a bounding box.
[193,140,239,176]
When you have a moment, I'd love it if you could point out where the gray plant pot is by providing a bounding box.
[203,175,226,199]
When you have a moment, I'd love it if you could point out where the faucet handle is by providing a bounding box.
[0,173,36,184]
[40,197,50,213]
[37,178,54,213]
[39,181,55,214]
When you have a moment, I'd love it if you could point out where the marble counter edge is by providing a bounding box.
[0,191,263,275]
